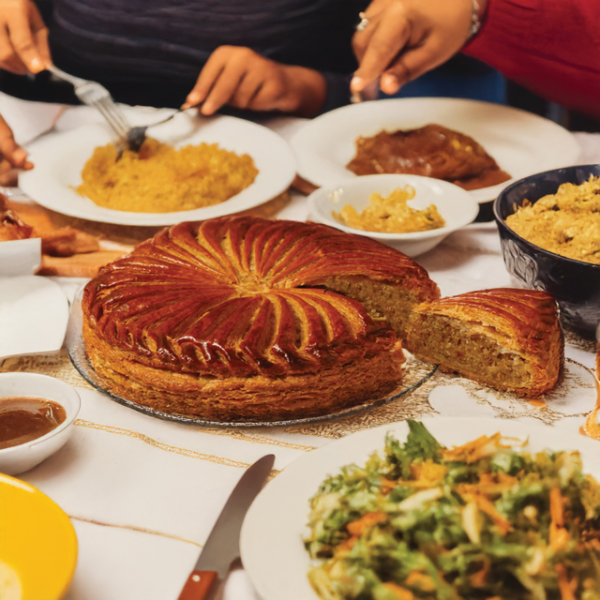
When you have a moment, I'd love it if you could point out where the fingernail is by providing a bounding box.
[24,161,34,170]
[187,92,201,105]
[201,103,213,115]
[180,102,191,110]
[30,58,43,73]
[350,76,364,92]
[13,148,27,164]
[382,74,400,93]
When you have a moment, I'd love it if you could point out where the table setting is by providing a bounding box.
[1,87,599,600]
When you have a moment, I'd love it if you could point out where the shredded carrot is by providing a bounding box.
[336,535,358,553]
[410,460,448,483]
[497,472,519,487]
[570,575,579,594]
[382,582,416,600]
[478,473,496,486]
[470,569,487,587]
[463,494,512,536]
[550,524,570,552]
[346,511,387,536]
[555,564,577,600]
[470,559,491,587]
[380,477,397,494]
[442,434,492,460]
[442,433,510,463]
[549,488,570,552]
[550,487,564,527]
[458,472,519,498]
[405,572,436,592]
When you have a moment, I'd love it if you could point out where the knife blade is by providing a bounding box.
[177,454,275,600]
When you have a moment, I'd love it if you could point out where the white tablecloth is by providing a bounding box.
[0,93,598,600]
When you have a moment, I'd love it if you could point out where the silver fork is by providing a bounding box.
[47,65,130,144]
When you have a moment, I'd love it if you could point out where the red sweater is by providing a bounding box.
[464,0,600,118]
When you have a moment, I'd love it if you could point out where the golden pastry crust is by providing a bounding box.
[83,317,405,421]
[406,288,563,397]
[82,217,438,421]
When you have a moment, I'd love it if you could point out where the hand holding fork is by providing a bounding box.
[47,66,204,155]
[47,65,132,145]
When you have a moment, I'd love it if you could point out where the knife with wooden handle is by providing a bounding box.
[178,454,275,600]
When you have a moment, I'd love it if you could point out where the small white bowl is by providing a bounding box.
[0,373,81,475]
[308,174,479,257]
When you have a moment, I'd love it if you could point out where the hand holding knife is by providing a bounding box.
[178,454,275,600]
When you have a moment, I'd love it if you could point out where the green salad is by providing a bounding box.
[304,421,600,600]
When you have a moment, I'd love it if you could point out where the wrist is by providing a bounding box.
[282,66,326,118]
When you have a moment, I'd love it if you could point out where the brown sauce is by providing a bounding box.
[0,397,67,450]
[346,124,511,191]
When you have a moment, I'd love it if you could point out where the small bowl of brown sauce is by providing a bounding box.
[0,373,81,475]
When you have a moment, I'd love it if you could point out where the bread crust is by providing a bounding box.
[82,217,437,421]
[83,318,405,421]
[406,288,563,397]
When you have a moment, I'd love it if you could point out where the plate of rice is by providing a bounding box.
[19,108,296,226]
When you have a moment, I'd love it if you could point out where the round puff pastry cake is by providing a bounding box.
[82,217,440,422]
[405,288,563,397]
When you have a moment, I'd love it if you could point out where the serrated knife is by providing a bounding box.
[177,454,275,600]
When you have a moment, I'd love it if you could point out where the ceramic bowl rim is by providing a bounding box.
[493,164,600,271]
[308,174,479,241]
[0,372,81,455]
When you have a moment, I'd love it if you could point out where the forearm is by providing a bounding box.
[464,0,600,117]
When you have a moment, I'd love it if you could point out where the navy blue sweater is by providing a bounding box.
[41,0,366,111]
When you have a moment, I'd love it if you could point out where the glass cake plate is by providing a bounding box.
[67,293,437,428]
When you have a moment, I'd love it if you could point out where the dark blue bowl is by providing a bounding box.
[494,164,600,339]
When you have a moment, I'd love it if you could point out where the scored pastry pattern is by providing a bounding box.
[84,218,432,378]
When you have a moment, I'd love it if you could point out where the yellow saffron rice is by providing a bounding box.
[77,138,258,213]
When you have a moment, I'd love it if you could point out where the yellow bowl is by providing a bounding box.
[0,474,77,600]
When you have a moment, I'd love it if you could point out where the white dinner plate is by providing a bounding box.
[290,98,581,204]
[0,275,69,360]
[241,416,600,600]
[19,111,296,226]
